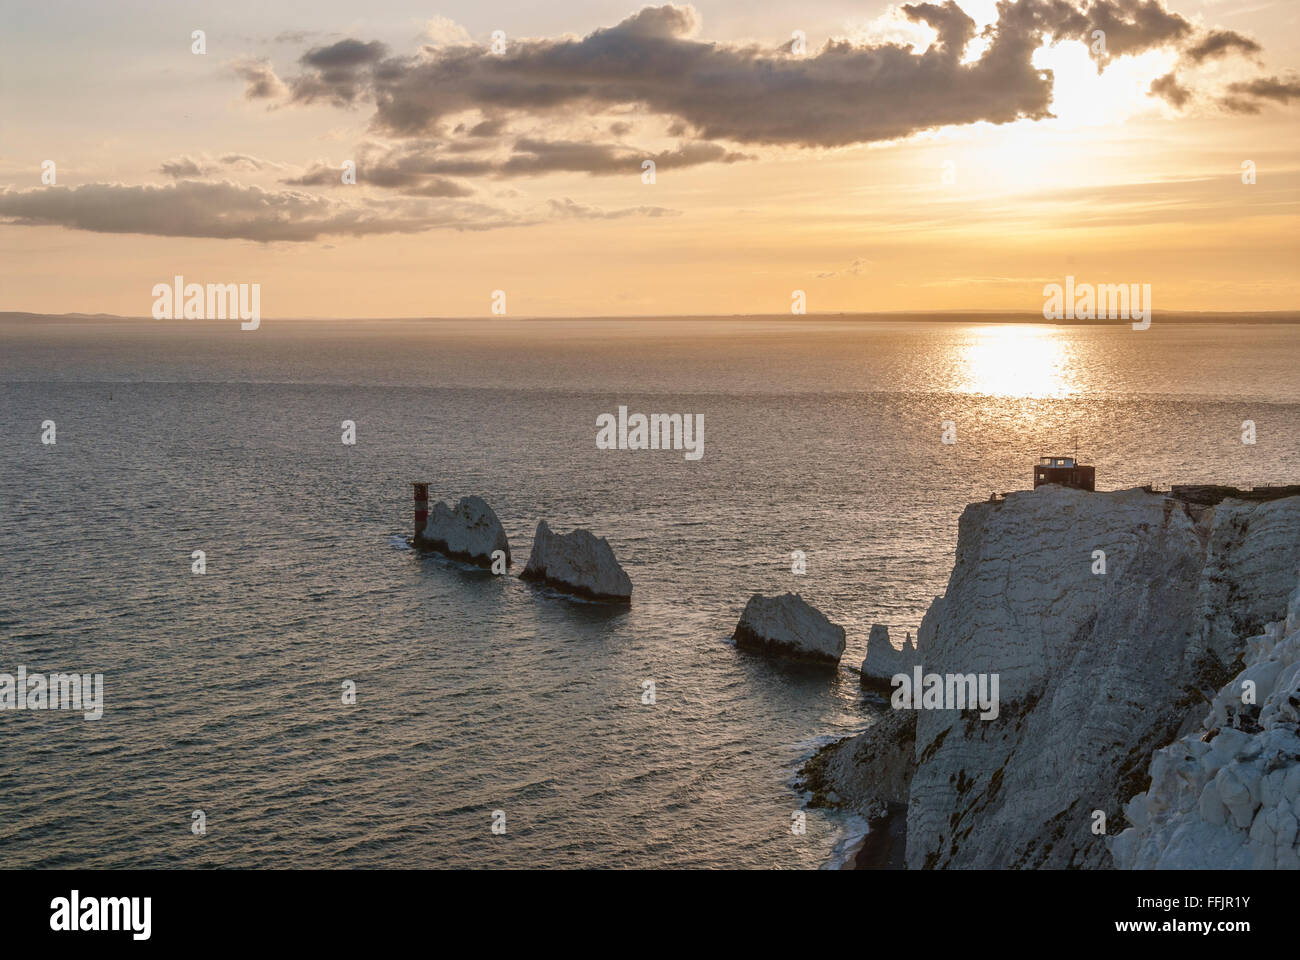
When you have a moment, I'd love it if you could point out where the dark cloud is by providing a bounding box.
[237,3,1274,148]
[349,1,1063,145]
[1218,76,1300,114]
[1149,72,1190,108]
[289,39,389,105]
[467,117,507,137]
[0,181,527,242]
[1183,29,1260,64]
[300,38,388,69]
[1067,0,1193,59]
[283,145,494,188]
[1226,76,1300,104]
[284,137,749,192]
[501,138,750,176]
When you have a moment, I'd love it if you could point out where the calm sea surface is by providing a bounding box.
[1,318,1297,868]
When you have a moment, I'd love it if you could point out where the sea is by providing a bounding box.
[1,316,1297,868]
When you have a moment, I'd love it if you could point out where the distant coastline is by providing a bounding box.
[3,310,1299,325]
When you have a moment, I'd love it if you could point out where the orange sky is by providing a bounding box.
[2,0,1297,316]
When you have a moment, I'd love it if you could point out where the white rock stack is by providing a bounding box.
[1111,576,1300,869]
[732,593,846,665]
[520,520,632,601]
[861,624,922,688]
[418,496,511,568]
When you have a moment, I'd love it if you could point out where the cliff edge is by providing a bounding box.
[809,485,1300,869]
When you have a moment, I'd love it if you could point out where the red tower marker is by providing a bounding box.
[412,482,429,539]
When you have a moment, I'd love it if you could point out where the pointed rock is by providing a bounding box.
[861,624,921,689]
[521,520,632,601]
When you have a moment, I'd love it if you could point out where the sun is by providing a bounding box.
[1035,40,1179,126]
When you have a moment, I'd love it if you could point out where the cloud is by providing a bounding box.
[421,16,473,48]
[245,2,1188,147]
[238,2,1278,149]
[283,137,750,193]
[467,117,506,137]
[1216,75,1300,113]
[397,176,476,198]
[0,180,529,241]
[232,57,288,100]
[160,154,289,178]
[0,179,683,241]
[1064,0,1194,60]
[302,38,389,70]
[159,156,216,178]
[547,197,681,219]
[291,39,389,105]
[9,2,1287,246]
[1225,75,1300,104]
[283,145,492,189]
[1182,29,1261,64]
[1149,71,1191,108]
[219,153,288,172]
[501,138,750,176]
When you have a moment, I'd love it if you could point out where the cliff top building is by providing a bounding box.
[1034,456,1096,492]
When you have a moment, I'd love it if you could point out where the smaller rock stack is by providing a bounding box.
[732,593,845,665]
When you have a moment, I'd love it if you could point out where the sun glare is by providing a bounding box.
[959,324,1079,398]
[1035,41,1178,126]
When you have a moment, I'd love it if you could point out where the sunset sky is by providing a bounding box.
[2,0,1297,317]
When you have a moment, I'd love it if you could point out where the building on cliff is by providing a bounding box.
[1033,455,1095,492]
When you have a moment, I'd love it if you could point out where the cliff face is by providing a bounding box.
[1110,579,1300,869]
[824,485,1300,869]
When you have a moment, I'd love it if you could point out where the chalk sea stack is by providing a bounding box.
[415,496,510,568]
[733,593,845,665]
[520,520,632,601]
[861,624,922,689]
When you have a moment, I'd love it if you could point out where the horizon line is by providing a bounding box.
[4,309,1300,324]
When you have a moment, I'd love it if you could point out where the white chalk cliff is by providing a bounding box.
[1110,577,1300,869]
[521,521,632,600]
[806,485,1300,868]
[861,624,922,688]
[733,593,846,665]
[419,496,510,567]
